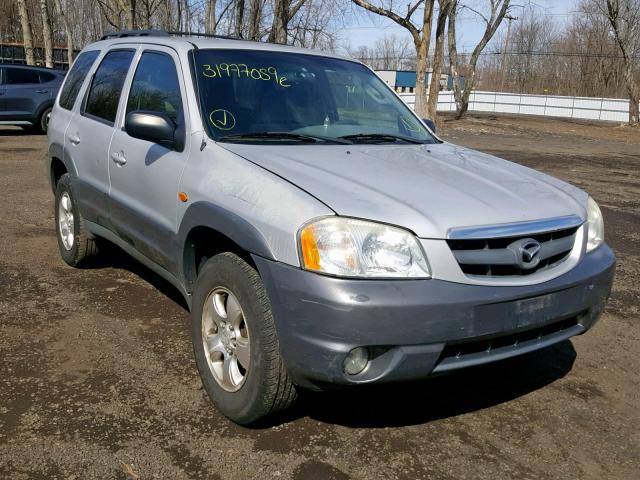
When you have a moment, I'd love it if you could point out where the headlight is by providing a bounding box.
[586,196,604,252]
[299,217,430,278]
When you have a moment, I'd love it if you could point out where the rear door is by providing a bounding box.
[108,46,190,271]
[65,49,136,228]
[49,50,101,166]
[2,67,45,121]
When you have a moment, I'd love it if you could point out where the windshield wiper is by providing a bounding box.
[338,133,424,144]
[218,132,349,144]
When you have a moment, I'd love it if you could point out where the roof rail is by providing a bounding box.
[100,29,170,40]
[168,31,246,41]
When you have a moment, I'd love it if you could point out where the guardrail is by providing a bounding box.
[399,91,633,122]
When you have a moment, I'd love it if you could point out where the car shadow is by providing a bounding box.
[267,341,576,429]
[80,238,577,430]
[0,127,41,136]
[85,240,190,311]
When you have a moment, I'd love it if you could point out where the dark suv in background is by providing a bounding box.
[0,64,65,133]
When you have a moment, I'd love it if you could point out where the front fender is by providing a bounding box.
[177,201,276,288]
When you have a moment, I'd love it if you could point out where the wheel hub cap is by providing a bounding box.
[201,287,250,392]
[58,192,74,250]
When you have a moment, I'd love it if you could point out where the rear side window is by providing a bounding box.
[59,50,100,110]
[126,51,183,123]
[39,71,57,83]
[84,50,135,124]
[5,67,40,85]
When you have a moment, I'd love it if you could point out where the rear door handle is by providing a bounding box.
[36,90,49,94]
[111,151,127,166]
[68,134,81,145]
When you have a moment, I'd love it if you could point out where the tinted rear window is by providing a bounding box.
[84,50,134,123]
[5,67,40,85]
[59,50,100,110]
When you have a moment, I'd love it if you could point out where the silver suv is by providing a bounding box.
[46,30,615,424]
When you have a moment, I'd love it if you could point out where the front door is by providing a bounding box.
[108,47,190,272]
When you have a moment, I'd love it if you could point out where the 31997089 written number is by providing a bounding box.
[202,63,291,87]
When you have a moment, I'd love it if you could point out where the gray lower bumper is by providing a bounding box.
[253,245,615,390]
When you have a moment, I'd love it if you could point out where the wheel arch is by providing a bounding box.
[47,142,77,194]
[178,201,276,293]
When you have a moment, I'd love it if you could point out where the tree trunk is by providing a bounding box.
[413,40,430,118]
[605,0,640,125]
[625,65,640,124]
[235,0,245,37]
[447,0,511,119]
[630,95,640,125]
[426,0,451,120]
[17,0,35,66]
[205,0,217,34]
[53,0,74,65]
[40,0,54,68]
[413,1,435,118]
[269,0,288,43]
[248,0,263,40]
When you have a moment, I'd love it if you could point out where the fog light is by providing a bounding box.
[343,347,369,375]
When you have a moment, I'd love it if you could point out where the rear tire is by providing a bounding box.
[191,253,297,425]
[39,107,52,133]
[54,174,99,267]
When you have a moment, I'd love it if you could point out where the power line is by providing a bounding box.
[355,50,640,61]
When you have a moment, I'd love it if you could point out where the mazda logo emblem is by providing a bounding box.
[507,238,542,269]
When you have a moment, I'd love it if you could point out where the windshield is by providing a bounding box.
[192,49,437,144]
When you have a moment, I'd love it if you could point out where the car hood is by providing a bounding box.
[219,142,588,239]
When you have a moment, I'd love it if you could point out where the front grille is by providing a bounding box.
[433,315,581,372]
[447,226,578,277]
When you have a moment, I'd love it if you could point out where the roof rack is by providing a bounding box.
[168,31,245,41]
[100,29,259,44]
[100,29,170,40]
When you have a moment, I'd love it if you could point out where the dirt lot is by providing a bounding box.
[1,114,638,479]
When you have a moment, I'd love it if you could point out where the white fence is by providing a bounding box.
[399,91,632,122]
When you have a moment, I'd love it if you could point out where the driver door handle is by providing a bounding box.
[68,133,81,145]
[111,151,127,166]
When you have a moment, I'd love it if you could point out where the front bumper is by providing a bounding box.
[254,245,615,390]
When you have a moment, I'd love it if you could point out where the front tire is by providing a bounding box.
[191,253,297,424]
[54,174,99,267]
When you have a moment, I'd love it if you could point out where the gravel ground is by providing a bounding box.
[1,114,638,479]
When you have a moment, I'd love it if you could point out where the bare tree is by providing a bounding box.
[40,0,54,68]
[205,0,217,33]
[448,0,511,118]
[600,0,640,124]
[16,0,35,65]
[352,0,436,118]
[235,0,246,36]
[427,0,453,120]
[269,0,307,43]
[248,0,264,39]
[53,0,74,64]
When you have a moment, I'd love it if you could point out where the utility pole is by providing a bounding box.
[499,14,517,92]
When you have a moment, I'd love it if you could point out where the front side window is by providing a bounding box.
[59,50,100,110]
[5,68,40,85]
[84,50,135,123]
[126,51,183,123]
[192,49,437,144]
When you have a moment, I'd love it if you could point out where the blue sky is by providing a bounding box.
[343,0,578,52]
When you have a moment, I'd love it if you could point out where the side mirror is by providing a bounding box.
[125,111,182,151]
[422,118,436,133]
